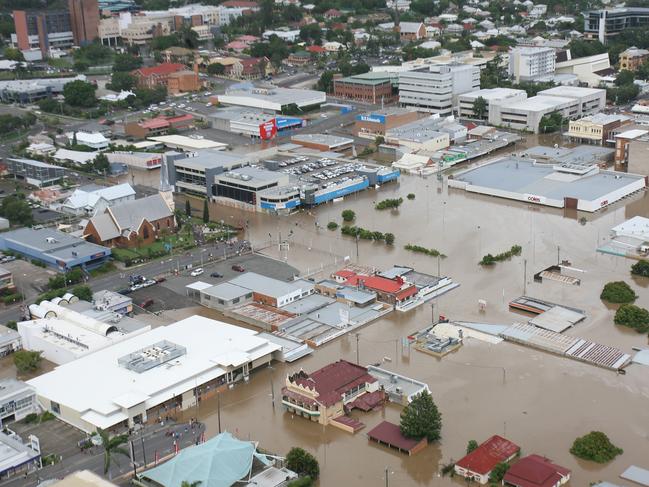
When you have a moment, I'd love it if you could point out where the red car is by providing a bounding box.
[231,264,245,272]
[139,298,154,308]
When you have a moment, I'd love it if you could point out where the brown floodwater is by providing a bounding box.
[167,151,649,486]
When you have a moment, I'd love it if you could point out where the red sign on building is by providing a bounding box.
[259,119,277,140]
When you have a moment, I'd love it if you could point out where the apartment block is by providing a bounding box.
[508,46,556,83]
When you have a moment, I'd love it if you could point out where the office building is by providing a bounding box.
[508,47,556,83]
[27,315,282,432]
[353,108,421,138]
[0,325,21,358]
[5,158,65,187]
[0,76,85,104]
[333,72,397,104]
[584,8,649,43]
[68,0,99,45]
[399,64,480,115]
[626,132,649,174]
[214,166,289,207]
[0,227,111,272]
[0,380,38,424]
[164,150,249,197]
[12,10,73,55]
[458,88,528,119]
[568,114,632,145]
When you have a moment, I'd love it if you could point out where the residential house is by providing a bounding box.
[357,275,418,306]
[503,455,571,487]
[397,22,426,41]
[324,8,342,18]
[454,435,520,484]
[83,194,175,248]
[281,360,380,426]
[60,183,136,216]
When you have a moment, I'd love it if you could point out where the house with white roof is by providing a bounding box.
[27,315,283,432]
[61,183,136,216]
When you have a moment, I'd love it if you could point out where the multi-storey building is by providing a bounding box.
[398,63,480,115]
[12,10,73,55]
[508,47,556,83]
[568,113,632,145]
[584,8,649,44]
[619,47,649,72]
[68,0,99,46]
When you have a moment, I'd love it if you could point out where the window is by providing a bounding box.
[143,226,149,239]
[51,401,61,414]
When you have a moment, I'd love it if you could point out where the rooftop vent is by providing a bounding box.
[118,340,186,373]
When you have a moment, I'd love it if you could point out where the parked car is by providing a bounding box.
[190,268,204,277]
[210,272,223,278]
[231,264,245,272]
[139,298,154,308]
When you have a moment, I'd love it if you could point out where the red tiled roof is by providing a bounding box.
[358,275,417,300]
[367,421,425,451]
[456,435,520,475]
[237,34,259,42]
[140,117,170,129]
[306,45,326,53]
[134,63,185,77]
[167,114,194,124]
[503,455,570,487]
[334,269,356,278]
[226,41,248,50]
[292,360,376,406]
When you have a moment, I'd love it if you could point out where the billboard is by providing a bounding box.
[275,117,303,129]
[259,119,277,140]
[355,113,386,124]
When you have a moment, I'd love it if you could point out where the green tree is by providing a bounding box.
[374,135,385,146]
[489,462,510,483]
[3,47,24,61]
[6,321,17,331]
[207,63,225,75]
[72,285,93,302]
[93,153,110,174]
[97,428,129,474]
[327,221,338,230]
[317,71,334,93]
[0,195,33,226]
[539,112,564,133]
[631,260,649,277]
[399,390,442,442]
[466,439,478,454]
[107,72,136,91]
[614,304,649,333]
[472,96,488,119]
[203,198,209,223]
[384,233,395,245]
[63,80,97,108]
[600,281,637,303]
[180,482,202,487]
[570,431,623,463]
[615,69,635,86]
[185,199,192,217]
[112,53,142,72]
[341,209,355,222]
[286,447,319,480]
[13,350,42,373]
[300,24,323,43]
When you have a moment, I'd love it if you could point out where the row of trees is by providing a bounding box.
[479,245,522,266]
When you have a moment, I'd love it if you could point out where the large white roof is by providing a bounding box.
[27,316,281,431]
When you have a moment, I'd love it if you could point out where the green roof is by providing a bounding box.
[335,71,398,86]
[140,432,272,487]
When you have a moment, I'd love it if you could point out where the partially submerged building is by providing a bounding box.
[454,435,520,484]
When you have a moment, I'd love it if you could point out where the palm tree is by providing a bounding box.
[97,428,129,475]
[181,482,202,487]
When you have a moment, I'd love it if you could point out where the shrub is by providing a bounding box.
[405,244,446,258]
[631,260,649,277]
[341,209,355,222]
[286,447,319,480]
[287,476,313,487]
[6,320,17,331]
[384,233,395,245]
[466,440,478,454]
[13,350,42,373]
[72,285,93,302]
[327,221,338,231]
[3,293,22,304]
[407,193,415,200]
[614,304,649,333]
[40,411,55,422]
[479,245,522,266]
[375,197,403,210]
[600,281,637,304]
[341,226,391,245]
[570,431,623,463]
[23,413,39,424]
[31,259,46,268]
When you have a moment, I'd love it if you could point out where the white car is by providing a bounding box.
[190,268,204,277]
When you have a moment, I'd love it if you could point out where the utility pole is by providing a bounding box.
[385,467,389,487]
[523,259,527,295]
[141,437,147,468]
[355,231,360,261]
[269,365,275,408]
[217,392,222,434]
[355,333,360,364]
[557,245,560,265]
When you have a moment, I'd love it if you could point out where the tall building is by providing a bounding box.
[398,63,480,115]
[584,8,649,44]
[508,47,556,83]
[68,0,99,46]
[12,10,73,55]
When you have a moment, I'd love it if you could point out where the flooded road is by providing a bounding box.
[175,162,649,486]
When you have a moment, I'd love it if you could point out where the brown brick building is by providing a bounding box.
[125,114,195,139]
[333,73,396,104]
[84,194,175,248]
[68,0,99,46]
[353,108,421,137]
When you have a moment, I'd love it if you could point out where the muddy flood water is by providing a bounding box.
[156,160,649,487]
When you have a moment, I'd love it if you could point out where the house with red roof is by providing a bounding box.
[358,275,418,306]
[281,360,382,429]
[454,435,520,484]
[324,8,342,18]
[125,114,195,139]
[306,45,327,54]
[503,455,571,487]
[221,0,259,9]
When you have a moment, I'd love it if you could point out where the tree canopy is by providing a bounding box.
[63,80,97,108]
[614,304,649,333]
[112,53,142,72]
[286,447,319,479]
[570,431,623,463]
[472,96,488,119]
[600,281,637,304]
[14,350,42,373]
[0,194,33,226]
[399,390,442,442]
[631,260,649,277]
